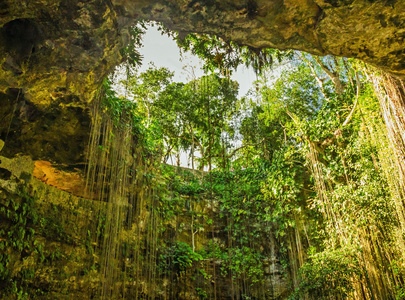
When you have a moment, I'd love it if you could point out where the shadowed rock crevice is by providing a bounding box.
[0,167,12,180]
[0,91,90,164]
[0,18,44,68]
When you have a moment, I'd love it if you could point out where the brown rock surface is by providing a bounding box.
[33,160,89,198]
[0,0,404,106]
[0,0,404,162]
[0,89,90,163]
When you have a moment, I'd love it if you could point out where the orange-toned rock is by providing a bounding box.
[33,160,90,199]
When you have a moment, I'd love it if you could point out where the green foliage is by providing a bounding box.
[195,287,208,299]
[100,44,405,299]
[178,33,292,73]
[39,213,71,244]
[158,242,203,275]
[101,78,164,157]
[101,79,143,133]
[259,63,325,121]
[240,60,327,163]
[198,159,303,287]
[260,149,309,244]
[0,188,38,297]
[0,189,38,254]
[124,66,242,169]
[0,186,87,298]
[290,247,361,299]
[120,22,146,68]
[116,30,395,297]
[227,247,264,283]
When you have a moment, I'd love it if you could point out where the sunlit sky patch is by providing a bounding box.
[137,25,257,97]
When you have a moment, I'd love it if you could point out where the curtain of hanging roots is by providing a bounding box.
[85,94,159,299]
[306,142,348,246]
[305,142,379,299]
[368,72,405,297]
[304,70,405,299]
[363,70,405,296]
[368,71,405,235]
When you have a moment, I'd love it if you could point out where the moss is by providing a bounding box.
[0,156,108,298]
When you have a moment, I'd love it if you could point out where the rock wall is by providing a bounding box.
[0,90,90,163]
[0,0,404,161]
[0,0,121,105]
[0,0,404,107]
[0,156,292,299]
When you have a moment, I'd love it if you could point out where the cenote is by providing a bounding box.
[1,1,405,299]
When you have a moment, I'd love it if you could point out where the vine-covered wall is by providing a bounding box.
[0,157,295,299]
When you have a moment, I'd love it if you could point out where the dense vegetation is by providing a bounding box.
[107,29,405,298]
[1,24,405,299]
[91,28,405,298]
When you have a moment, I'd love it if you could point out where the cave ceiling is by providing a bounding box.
[0,0,404,162]
[0,0,404,104]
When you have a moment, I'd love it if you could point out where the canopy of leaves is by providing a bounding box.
[108,32,405,298]
[178,33,292,73]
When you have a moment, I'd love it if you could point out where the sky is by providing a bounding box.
[137,25,257,97]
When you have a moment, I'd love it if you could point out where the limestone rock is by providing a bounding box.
[0,89,90,163]
[0,0,404,108]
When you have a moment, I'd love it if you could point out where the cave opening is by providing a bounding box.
[0,4,405,299]
[74,21,405,299]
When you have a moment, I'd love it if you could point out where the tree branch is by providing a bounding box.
[313,56,344,96]
[342,72,361,127]
[225,138,265,159]
[298,53,329,99]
